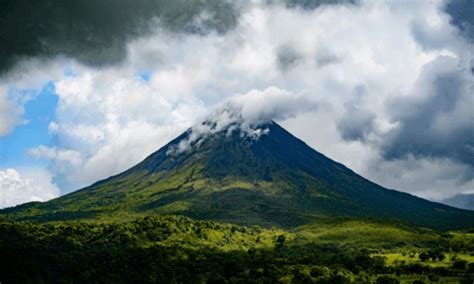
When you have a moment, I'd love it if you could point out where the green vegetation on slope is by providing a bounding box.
[3,122,473,230]
[1,215,473,283]
[2,122,474,282]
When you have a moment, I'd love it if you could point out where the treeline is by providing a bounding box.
[0,216,473,283]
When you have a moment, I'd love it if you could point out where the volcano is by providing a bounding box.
[3,120,473,230]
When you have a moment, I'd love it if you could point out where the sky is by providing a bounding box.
[0,0,473,208]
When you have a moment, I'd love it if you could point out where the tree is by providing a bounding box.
[452,259,467,270]
[437,253,445,261]
[328,274,351,283]
[426,250,444,261]
[468,262,474,273]
[276,234,286,248]
[418,252,429,262]
[376,275,399,284]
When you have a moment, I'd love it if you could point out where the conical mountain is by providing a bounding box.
[3,120,473,230]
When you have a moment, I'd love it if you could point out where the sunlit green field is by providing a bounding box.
[374,251,474,267]
[1,214,473,283]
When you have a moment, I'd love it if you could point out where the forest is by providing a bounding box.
[1,215,473,283]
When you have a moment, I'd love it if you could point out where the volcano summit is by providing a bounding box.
[3,119,473,230]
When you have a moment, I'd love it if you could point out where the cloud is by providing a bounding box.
[28,146,83,188]
[0,0,239,73]
[0,87,25,137]
[0,78,57,137]
[336,85,376,142]
[1,0,473,203]
[445,0,474,42]
[0,58,74,136]
[381,56,474,167]
[227,87,318,123]
[363,156,474,201]
[169,87,318,154]
[25,61,210,191]
[276,44,303,70]
[0,0,364,75]
[337,55,474,169]
[0,168,59,209]
[271,0,358,10]
[337,107,375,142]
[315,49,340,68]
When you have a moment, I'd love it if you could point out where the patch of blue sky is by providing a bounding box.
[63,67,78,77]
[0,82,58,168]
[136,70,153,82]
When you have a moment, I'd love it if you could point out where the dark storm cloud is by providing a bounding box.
[0,0,238,73]
[445,0,474,42]
[315,50,339,68]
[381,57,474,167]
[269,0,358,10]
[337,108,375,142]
[276,45,340,71]
[337,85,375,142]
[276,45,302,70]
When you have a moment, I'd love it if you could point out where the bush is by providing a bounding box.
[452,259,467,270]
[327,274,350,283]
[376,275,399,284]
[468,262,474,273]
[418,252,429,261]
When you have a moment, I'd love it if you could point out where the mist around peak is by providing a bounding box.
[168,87,318,154]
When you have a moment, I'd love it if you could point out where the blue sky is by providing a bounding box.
[0,82,57,169]
[0,0,473,209]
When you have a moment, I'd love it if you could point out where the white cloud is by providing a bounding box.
[0,86,25,137]
[363,156,474,201]
[198,86,318,136]
[25,65,208,191]
[29,145,82,166]
[228,87,317,123]
[0,168,59,209]
[0,57,72,137]
[168,87,317,154]
[1,0,471,201]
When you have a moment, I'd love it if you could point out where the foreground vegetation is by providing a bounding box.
[1,215,473,283]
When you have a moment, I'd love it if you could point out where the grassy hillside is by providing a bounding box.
[2,121,473,282]
[2,122,474,231]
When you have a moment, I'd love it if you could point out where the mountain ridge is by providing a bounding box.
[2,120,473,230]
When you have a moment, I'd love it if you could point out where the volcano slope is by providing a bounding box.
[2,121,473,231]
